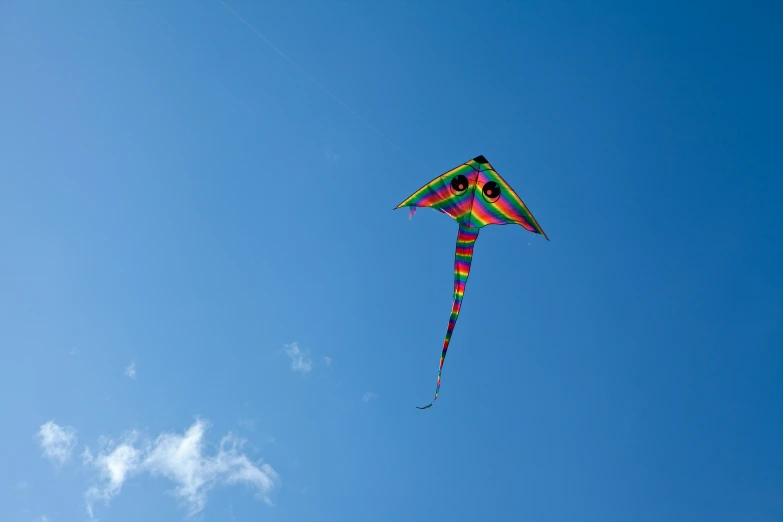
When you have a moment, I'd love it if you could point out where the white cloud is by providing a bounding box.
[83,419,279,519]
[362,392,378,403]
[34,516,50,522]
[124,362,136,379]
[323,356,332,365]
[37,421,77,466]
[284,342,312,374]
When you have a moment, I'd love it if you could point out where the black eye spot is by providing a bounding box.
[450,174,469,195]
[482,181,501,202]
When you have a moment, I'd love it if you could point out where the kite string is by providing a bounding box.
[218,0,419,163]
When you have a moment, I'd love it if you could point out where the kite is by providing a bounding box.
[395,155,548,409]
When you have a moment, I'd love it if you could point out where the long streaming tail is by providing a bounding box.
[418,223,480,409]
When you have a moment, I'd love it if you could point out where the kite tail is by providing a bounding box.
[417,223,480,409]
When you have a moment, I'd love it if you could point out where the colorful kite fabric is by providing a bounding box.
[395,155,548,409]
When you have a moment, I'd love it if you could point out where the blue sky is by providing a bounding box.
[1,1,781,521]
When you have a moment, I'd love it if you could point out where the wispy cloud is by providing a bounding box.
[34,516,50,522]
[284,342,312,374]
[69,347,79,356]
[37,421,77,467]
[362,392,378,403]
[124,362,136,379]
[237,418,256,431]
[83,432,142,518]
[323,356,332,365]
[83,419,279,519]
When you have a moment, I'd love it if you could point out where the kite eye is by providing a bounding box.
[449,174,469,195]
[482,181,501,202]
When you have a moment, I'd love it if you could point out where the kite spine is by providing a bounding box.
[418,223,480,409]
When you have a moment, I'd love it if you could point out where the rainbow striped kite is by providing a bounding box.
[395,155,548,409]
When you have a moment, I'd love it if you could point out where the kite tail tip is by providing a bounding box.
[416,397,436,410]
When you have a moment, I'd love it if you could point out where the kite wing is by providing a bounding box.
[470,159,549,238]
[394,161,478,225]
